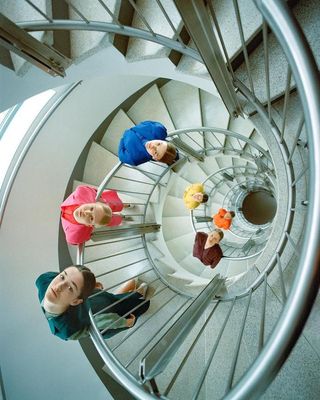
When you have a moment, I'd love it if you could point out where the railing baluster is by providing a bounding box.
[170,137,204,161]
[91,224,161,241]
[85,235,142,248]
[184,132,206,150]
[112,175,155,185]
[203,135,219,151]
[111,291,178,351]
[125,299,190,368]
[64,0,90,23]
[280,66,292,143]
[259,274,267,351]
[89,268,154,299]
[96,0,123,27]
[95,257,148,278]
[127,0,155,35]
[285,232,300,257]
[276,253,287,302]
[125,164,161,177]
[232,0,255,96]
[86,246,145,264]
[95,162,123,200]
[210,131,224,147]
[207,0,235,80]
[288,115,304,163]
[236,138,243,150]
[24,0,53,22]
[93,277,160,317]
[140,276,224,382]
[291,164,309,187]
[149,160,167,169]
[262,20,271,121]
[106,187,149,195]
[101,296,154,336]
[164,301,220,396]
[226,291,252,391]
[154,0,186,47]
[192,298,236,400]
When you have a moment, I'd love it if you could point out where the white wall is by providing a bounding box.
[0,48,216,400]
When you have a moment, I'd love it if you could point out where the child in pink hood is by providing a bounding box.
[61,185,130,245]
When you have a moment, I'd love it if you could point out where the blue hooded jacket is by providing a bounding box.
[118,120,168,166]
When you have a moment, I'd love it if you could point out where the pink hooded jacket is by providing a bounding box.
[61,185,123,245]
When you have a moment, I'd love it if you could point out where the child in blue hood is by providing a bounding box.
[118,120,178,166]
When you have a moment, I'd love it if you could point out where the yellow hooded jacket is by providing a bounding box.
[183,183,205,210]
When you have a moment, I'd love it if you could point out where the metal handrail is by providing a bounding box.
[140,275,223,383]
[19,19,201,61]
[168,127,272,164]
[73,121,280,397]
[224,1,320,398]
[16,1,315,398]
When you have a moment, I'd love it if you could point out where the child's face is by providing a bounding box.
[145,140,167,160]
[44,267,84,308]
[73,202,108,226]
[207,231,221,245]
[192,192,204,203]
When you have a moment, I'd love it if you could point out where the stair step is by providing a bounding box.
[83,142,118,185]
[228,116,254,139]
[200,89,230,129]
[168,174,194,198]
[177,38,210,78]
[127,84,175,130]
[100,109,134,155]
[162,215,194,241]
[163,195,190,217]
[199,155,221,176]
[160,81,202,129]
[125,0,181,61]
[247,129,268,152]
[213,0,263,61]
[180,162,208,184]
[180,253,207,277]
[68,0,117,61]
[235,1,320,110]
[166,232,195,262]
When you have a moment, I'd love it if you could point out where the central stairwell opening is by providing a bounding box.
[242,190,277,225]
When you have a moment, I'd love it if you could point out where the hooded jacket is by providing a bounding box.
[118,120,168,165]
[61,185,123,245]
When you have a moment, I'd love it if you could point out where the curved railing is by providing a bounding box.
[192,166,274,259]
[76,126,271,294]
[224,1,320,398]
[12,0,317,398]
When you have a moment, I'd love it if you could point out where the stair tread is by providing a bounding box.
[100,109,134,155]
[127,84,175,130]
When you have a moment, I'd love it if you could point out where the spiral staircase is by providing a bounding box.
[0,1,319,400]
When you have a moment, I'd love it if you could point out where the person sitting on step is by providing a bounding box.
[118,120,178,166]
[213,209,235,230]
[61,185,134,245]
[193,229,224,269]
[195,209,235,227]
[183,182,209,210]
[36,265,149,341]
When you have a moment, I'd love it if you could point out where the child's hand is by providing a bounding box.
[95,282,104,290]
[126,314,136,327]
